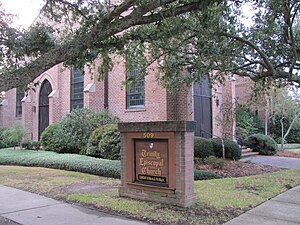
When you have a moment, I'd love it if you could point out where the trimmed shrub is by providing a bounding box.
[99,124,120,160]
[246,134,278,155]
[204,156,225,169]
[210,138,242,160]
[194,137,214,159]
[194,169,222,180]
[22,141,41,150]
[85,124,121,160]
[40,123,60,151]
[85,127,105,157]
[40,108,119,154]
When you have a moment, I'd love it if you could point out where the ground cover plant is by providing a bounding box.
[0,149,120,178]
[0,166,299,225]
[0,149,221,181]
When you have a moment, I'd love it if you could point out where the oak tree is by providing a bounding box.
[0,0,299,92]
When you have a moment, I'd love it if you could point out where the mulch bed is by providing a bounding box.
[196,160,281,178]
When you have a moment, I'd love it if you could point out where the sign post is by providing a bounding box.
[118,121,196,207]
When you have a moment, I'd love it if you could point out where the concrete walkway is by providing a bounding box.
[224,185,300,225]
[0,185,151,225]
[240,155,300,169]
[1,180,300,225]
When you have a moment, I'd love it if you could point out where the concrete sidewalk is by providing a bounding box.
[224,185,300,225]
[1,184,300,225]
[0,185,151,225]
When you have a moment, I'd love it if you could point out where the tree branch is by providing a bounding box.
[222,33,276,75]
[0,0,216,91]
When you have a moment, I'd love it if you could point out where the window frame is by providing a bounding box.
[126,62,145,109]
[70,67,84,110]
[16,87,24,118]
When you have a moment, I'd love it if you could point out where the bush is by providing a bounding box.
[85,127,105,157]
[236,105,264,146]
[0,127,7,148]
[194,137,214,159]
[40,123,61,151]
[204,156,225,169]
[85,124,121,160]
[246,134,278,155]
[99,124,120,160]
[210,138,242,160]
[22,141,41,150]
[194,169,222,180]
[40,108,119,154]
[0,122,25,148]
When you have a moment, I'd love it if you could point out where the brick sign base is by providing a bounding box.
[118,121,196,207]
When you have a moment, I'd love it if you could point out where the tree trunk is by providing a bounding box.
[280,117,284,151]
[282,112,300,151]
[221,138,225,159]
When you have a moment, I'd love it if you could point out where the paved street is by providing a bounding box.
[240,155,300,169]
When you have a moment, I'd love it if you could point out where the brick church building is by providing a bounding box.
[0,51,254,141]
[0,0,256,141]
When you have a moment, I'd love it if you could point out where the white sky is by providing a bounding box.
[1,0,44,29]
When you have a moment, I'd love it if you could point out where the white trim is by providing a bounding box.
[21,95,31,103]
[84,83,95,93]
[48,90,59,98]
[0,99,8,105]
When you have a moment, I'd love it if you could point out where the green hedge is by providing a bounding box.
[0,149,120,178]
[194,137,215,159]
[194,169,222,180]
[210,138,242,160]
[246,134,278,155]
[0,149,223,181]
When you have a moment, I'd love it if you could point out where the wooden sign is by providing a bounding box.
[135,139,169,187]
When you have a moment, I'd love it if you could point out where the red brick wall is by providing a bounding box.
[107,56,168,122]
[0,88,20,128]
[1,58,252,141]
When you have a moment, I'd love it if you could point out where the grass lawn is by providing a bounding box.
[286,148,300,153]
[0,165,300,225]
[278,143,300,150]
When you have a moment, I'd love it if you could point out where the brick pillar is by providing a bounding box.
[49,90,60,124]
[21,95,33,141]
[119,121,196,207]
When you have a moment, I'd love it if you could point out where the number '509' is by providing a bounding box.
[143,132,154,138]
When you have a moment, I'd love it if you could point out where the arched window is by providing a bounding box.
[70,67,84,110]
[39,80,52,138]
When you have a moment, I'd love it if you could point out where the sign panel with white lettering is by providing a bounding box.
[134,139,169,187]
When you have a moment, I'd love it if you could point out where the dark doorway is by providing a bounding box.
[38,80,52,139]
[194,79,212,137]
